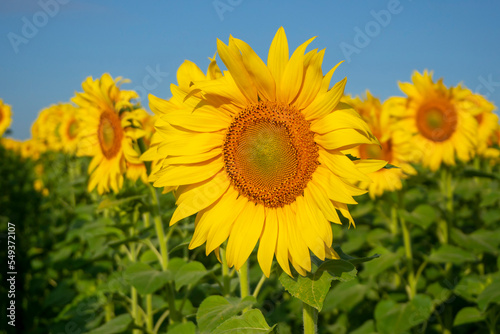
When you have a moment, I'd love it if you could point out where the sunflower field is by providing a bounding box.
[1,28,500,334]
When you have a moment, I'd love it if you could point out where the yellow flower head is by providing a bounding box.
[144,28,385,277]
[0,99,13,137]
[344,92,416,198]
[72,73,146,194]
[455,85,499,158]
[1,137,22,153]
[385,70,478,171]
[59,103,81,154]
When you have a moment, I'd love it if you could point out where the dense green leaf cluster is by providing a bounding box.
[1,141,499,333]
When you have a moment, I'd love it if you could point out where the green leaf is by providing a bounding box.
[398,204,438,230]
[279,259,355,311]
[462,168,499,180]
[323,279,368,312]
[477,280,500,311]
[333,245,380,265]
[168,321,197,334]
[453,307,485,326]
[361,247,403,279]
[375,294,433,334]
[383,163,399,169]
[86,314,132,334]
[212,309,274,334]
[454,275,488,302]
[480,190,500,207]
[124,262,172,295]
[428,245,477,264]
[175,261,209,291]
[196,296,256,334]
[97,195,145,211]
[350,320,376,334]
[346,154,360,161]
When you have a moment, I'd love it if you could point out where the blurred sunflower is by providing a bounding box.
[386,71,478,171]
[59,103,81,154]
[73,74,146,194]
[32,104,65,152]
[456,86,499,158]
[144,27,385,277]
[343,92,416,198]
[0,99,12,137]
[1,137,22,153]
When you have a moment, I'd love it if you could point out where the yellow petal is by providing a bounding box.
[217,38,258,104]
[278,36,316,103]
[153,157,223,187]
[170,171,230,226]
[293,49,324,110]
[275,206,292,276]
[316,128,377,151]
[295,196,326,260]
[267,27,289,87]
[226,202,265,270]
[258,208,278,278]
[303,78,347,121]
[205,188,248,254]
[232,37,276,101]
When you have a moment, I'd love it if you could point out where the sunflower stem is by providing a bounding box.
[302,302,318,334]
[252,274,267,298]
[148,184,169,271]
[145,294,154,333]
[396,193,416,300]
[238,261,250,302]
[220,248,231,296]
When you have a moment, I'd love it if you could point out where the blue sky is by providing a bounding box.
[1,0,500,139]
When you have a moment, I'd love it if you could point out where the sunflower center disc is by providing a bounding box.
[67,119,78,140]
[223,102,319,208]
[416,103,457,142]
[359,140,393,162]
[98,111,123,159]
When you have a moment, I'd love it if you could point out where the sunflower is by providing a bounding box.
[0,99,13,137]
[73,73,146,194]
[144,27,385,277]
[386,71,478,171]
[455,86,499,158]
[343,92,416,198]
[31,104,65,152]
[1,137,22,153]
[58,103,81,154]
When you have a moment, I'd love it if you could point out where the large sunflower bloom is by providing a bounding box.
[0,99,12,137]
[385,71,478,171]
[73,74,146,194]
[144,28,385,277]
[343,92,416,198]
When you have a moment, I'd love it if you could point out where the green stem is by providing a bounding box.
[238,261,250,300]
[148,184,169,271]
[104,300,114,322]
[145,294,154,332]
[390,205,399,236]
[303,303,318,334]
[131,287,143,334]
[220,248,231,296]
[397,193,416,300]
[252,274,266,298]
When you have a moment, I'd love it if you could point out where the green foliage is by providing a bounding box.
[2,140,500,333]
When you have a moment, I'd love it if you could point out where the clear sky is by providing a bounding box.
[1,0,500,139]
